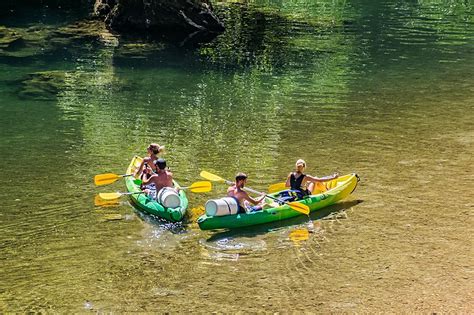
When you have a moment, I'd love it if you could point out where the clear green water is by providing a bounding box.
[0,1,473,312]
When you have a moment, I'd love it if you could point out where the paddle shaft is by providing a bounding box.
[221,179,285,203]
[122,191,145,196]
[180,185,206,190]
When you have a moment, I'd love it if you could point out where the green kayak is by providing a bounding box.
[125,156,189,222]
[197,173,359,230]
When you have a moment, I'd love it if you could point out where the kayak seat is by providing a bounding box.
[326,180,336,190]
[276,190,307,203]
[247,205,263,213]
[278,195,295,203]
[312,182,327,194]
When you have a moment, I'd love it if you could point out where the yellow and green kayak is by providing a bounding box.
[125,156,188,222]
[197,173,359,230]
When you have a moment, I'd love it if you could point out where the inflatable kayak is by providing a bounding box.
[197,173,359,230]
[125,156,189,222]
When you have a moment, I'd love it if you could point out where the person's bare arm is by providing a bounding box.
[285,173,292,187]
[134,160,145,177]
[134,157,152,177]
[141,172,156,186]
[244,192,266,205]
[305,173,339,183]
[167,171,174,187]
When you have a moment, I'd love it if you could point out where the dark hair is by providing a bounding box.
[235,172,248,181]
[148,143,163,155]
[154,158,166,170]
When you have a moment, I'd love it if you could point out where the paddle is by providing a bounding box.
[199,171,310,215]
[98,181,213,201]
[94,173,133,186]
[178,180,213,193]
[268,182,287,193]
[98,191,145,200]
[133,180,212,193]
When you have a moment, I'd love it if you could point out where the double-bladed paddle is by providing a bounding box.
[268,182,287,193]
[97,180,212,201]
[199,171,310,215]
[94,173,132,186]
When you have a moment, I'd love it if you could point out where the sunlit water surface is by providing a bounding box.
[0,1,472,312]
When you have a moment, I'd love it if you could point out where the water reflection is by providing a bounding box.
[199,236,267,260]
[135,211,188,235]
[94,194,121,207]
[289,228,310,246]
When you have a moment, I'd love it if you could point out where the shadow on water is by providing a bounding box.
[133,208,187,235]
[205,199,363,242]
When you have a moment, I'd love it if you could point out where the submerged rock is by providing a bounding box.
[18,71,66,100]
[0,26,23,49]
[0,26,51,58]
[94,0,225,43]
[0,20,118,59]
[17,68,132,101]
[51,20,119,47]
[53,20,112,40]
[114,41,167,58]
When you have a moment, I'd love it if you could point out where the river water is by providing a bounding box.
[0,1,472,312]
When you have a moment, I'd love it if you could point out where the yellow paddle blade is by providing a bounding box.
[268,182,287,193]
[289,228,310,243]
[94,173,120,186]
[287,201,310,215]
[312,182,328,194]
[94,195,119,207]
[98,192,123,200]
[188,181,212,193]
[200,171,225,182]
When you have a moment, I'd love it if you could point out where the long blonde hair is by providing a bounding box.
[148,143,164,155]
